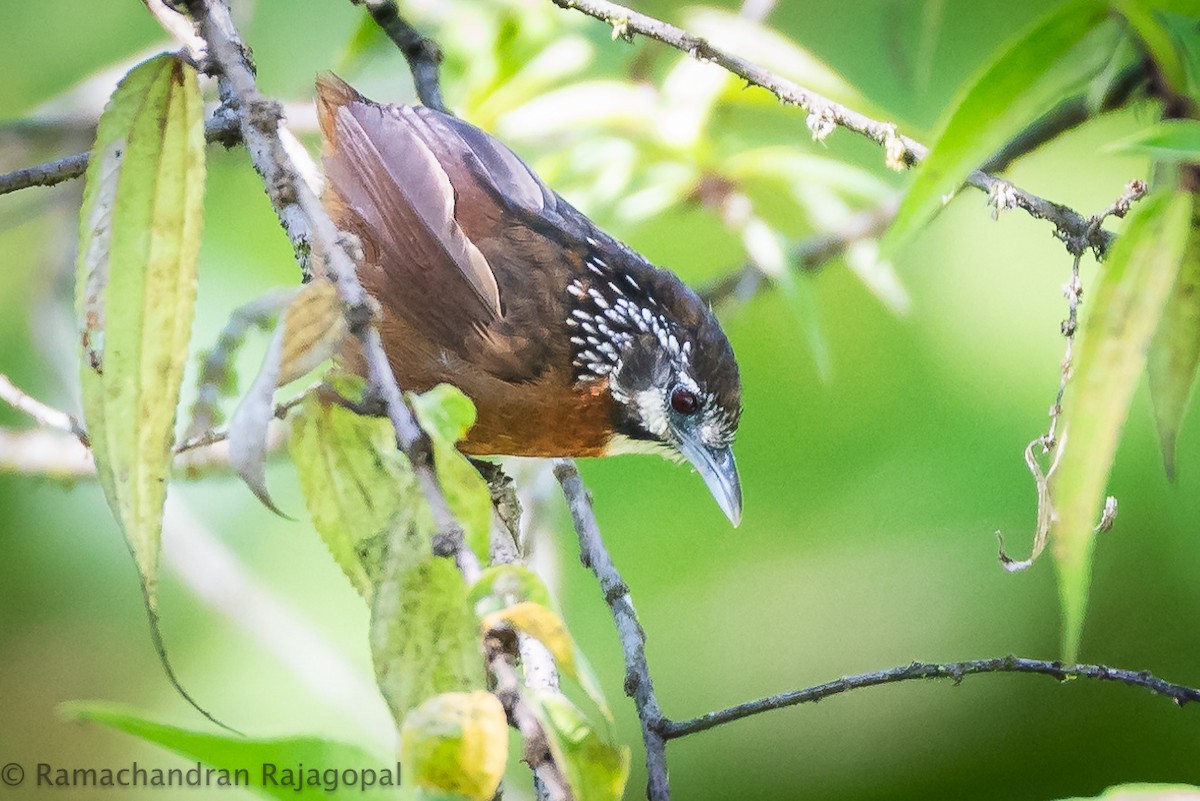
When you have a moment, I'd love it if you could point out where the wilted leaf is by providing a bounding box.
[64,702,406,801]
[291,381,420,600]
[1049,191,1193,661]
[75,54,205,608]
[228,281,347,515]
[884,0,1112,252]
[399,691,508,801]
[1148,202,1200,479]
[408,385,491,563]
[1103,119,1200,161]
[527,690,630,801]
[371,534,487,724]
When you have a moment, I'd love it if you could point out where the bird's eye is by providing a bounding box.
[670,386,700,415]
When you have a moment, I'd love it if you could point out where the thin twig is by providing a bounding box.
[348,0,447,113]
[0,373,88,444]
[660,656,1200,739]
[1000,179,1145,568]
[0,107,241,197]
[550,0,1116,254]
[552,459,669,801]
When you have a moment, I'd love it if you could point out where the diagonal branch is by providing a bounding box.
[549,0,1116,254]
[553,459,670,801]
[178,0,476,572]
[349,0,447,113]
[660,656,1200,739]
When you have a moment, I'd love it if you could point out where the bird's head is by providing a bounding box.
[565,237,743,525]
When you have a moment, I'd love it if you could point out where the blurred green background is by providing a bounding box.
[1,1,1198,799]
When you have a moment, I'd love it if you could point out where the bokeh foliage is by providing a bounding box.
[1,1,1199,800]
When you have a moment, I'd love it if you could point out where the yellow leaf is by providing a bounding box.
[399,691,508,801]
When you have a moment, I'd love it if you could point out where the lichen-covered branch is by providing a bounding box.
[486,631,573,801]
[178,0,475,572]
[660,656,1200,739]
[549,0,1116,254]
[552,459,670,801]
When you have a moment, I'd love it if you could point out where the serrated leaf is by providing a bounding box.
[1112,0,1190,92]
[64,702,407,801]
[399,691,508,801]
[1148,202,1200,479]
[884,0,1112,253]
[1049,191,1193,661]
[1103,119,1200,161]
[408,385,491,564]
[228,281,348,515]
[1055,784,1200,801]
[291,380,420,601]
[75,54,205,608]
[526,690,630,801]
[371,535,487,725]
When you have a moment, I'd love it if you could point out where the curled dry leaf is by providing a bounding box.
[228,279,348,514]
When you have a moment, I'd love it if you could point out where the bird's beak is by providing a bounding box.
[678,437,742,527]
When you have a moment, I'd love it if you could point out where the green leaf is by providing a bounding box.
[75,53,205,607]
[291,379,423,601]
[408,385,492,564]
[1103,119,1200,161]
[526,690,630,801]
[399,691,508,801]
[1055,784,1200,801]
[63,702,407,801]
[1111,0,1190,92]
[1049,191,1194,661]
[468,564,555,617]
[1148,201,1200,478]
[371,543,487,725]
[884,0,1112,252]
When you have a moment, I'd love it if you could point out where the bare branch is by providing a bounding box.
[661,656,1200,739]
[553,459,669,801]
[0,107,241,197]
[349,0,447,113]
[549,0,1116,254]
[0,373,87,443]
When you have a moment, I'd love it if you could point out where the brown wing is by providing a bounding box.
[316,75,579,384]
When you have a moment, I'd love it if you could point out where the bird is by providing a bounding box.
[315,74,744,525]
